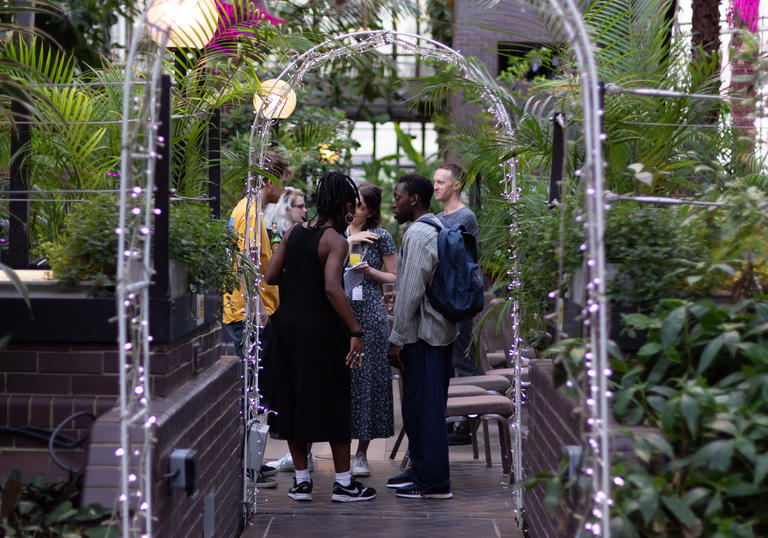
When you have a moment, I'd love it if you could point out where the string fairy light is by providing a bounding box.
[243,29,525,524]
[502,157,525,524]
[114,4,171,536]
[526,0,613,535]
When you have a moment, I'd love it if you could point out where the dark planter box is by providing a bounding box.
[0,281,219,344]
[550,298,646,352]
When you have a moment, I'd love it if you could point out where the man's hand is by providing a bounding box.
[387,343,404,370]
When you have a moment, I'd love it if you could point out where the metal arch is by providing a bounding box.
[117,3,170,536]
[527,0,611,535]
[242,29,523,523]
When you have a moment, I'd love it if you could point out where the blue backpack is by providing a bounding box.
[417,217,484,323]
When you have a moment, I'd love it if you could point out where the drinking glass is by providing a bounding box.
[349,243,363,266]
[382,283,395,314]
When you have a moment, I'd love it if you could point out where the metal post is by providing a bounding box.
[152,74,171,299]
[208,108,221,219]
[7,100,30,269]
[549,113,565,205]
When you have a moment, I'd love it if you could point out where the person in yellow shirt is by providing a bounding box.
[222,152,291,489]
[222,151,291,354]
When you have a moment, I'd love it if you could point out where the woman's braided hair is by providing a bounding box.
[311,171,359,232]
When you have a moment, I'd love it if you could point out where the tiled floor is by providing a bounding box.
[243,457,523,538]
[243,377,523,538]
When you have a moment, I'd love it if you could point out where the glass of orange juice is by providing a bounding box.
[350,243,362,266]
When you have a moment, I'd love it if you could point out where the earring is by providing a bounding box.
[345,212,354,224]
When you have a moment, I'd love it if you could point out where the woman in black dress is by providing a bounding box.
[264,171,376,503]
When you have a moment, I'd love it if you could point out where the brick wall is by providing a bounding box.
[0,322,221,479]
[450,0,551,131]
[523,359,582,537]
[82,356,242,538]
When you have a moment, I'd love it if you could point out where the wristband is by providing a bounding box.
[350,330,364,338]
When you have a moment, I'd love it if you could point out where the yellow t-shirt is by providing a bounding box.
[222,197,279,324]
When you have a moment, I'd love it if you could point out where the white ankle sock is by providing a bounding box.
[335,471,351,487]
[295,469,310,483]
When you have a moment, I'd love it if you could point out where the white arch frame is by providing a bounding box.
[116,6,169,537]
[242,29,524,522]
[531,0,611,536]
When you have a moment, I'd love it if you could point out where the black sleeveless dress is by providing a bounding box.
[267,224,351,443]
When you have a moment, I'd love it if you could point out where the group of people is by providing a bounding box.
[222,153,479,502]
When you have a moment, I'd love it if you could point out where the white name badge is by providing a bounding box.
[352,285,363,301]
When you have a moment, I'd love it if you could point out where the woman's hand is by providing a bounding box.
[347,231,379,244]
[346,336,365,367]
[352,262,371,276]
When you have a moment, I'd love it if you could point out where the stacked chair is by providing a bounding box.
[390,293,532,479]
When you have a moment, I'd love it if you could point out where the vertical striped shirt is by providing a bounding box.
[389,214,458,348]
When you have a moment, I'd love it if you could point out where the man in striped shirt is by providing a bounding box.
[387,174,459,500]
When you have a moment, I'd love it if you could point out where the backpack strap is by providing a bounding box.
[415,216,443,230]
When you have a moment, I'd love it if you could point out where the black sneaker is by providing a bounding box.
[331,478,376,502]
[448,422,472,446]
[395,484,452,499]
[288,479,313,501]
[260,464,278,478]
[386,470,415,489]
[256,474,277,489]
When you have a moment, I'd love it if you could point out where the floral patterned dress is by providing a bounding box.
[346,227,396,440]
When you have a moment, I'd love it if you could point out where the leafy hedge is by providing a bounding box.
[43,196,239,296]
[611,297,768,536]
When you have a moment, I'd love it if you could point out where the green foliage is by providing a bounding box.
[495,186,581,342]
[42,195,119,292]
[682,186,768,300]
[169,203,240,295]
[497,46,557,85]
[42,196,239,295]
[272,106,360,191]
[0,470,118,537]
[611,298,768,536]
[35,0,140,69]
[605,204,716,310]
[426,0,453,47]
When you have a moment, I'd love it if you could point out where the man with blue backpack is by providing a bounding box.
[387,174,457,500]
[386,173,483,500]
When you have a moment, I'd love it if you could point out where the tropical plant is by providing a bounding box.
[272,105,360,191]
[610,297,768,536]
[0,469,117,537]
[168,202,240,294]
[34,0,140,69]
[42,195,239,296]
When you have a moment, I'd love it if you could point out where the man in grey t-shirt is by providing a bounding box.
[433,163,480,382]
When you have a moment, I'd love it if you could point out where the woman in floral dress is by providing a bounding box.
[345,182,397,477]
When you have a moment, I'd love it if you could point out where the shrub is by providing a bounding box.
[43,196,239,296]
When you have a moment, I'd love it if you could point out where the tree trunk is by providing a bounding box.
[691,0,722,121]
[692,0,721,56]
[729,0,759,164]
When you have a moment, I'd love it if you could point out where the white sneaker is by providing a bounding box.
[265,452,294,473]
[351,453,370,477]
[308,453,315,473]
[265,452,315,473]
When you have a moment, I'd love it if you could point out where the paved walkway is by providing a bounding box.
[242,458,522,538]
[243,379,523,538]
